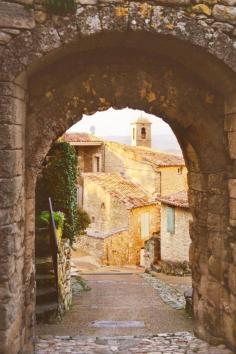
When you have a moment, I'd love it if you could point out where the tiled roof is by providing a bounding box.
[83,172,153,209]
[63,132,104,143]
[106,142,185,167]
[157,191,189,209]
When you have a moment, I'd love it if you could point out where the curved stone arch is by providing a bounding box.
[1,3,236,84]
[1,3,236,353]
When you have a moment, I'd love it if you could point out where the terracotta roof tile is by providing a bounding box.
[106,142,185,167]
[83,173,153,209]
[157,191,189,208]
[63,132,103,143]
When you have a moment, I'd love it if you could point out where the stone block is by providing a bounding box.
[0,150,23,178]
[0,83,25,101]
[222,312,236,348]
[224,114,236,132]
[228,264,236,296]
[228,179,236,199]
[0,2,35,29]
[0,125,23,150]
[76,6,102,35]
[225,93,236,114]
[227,131,236,159]
[213,5,236,25]
[229,198,236,224]
[0,176,23,208]
[0,96,26,125]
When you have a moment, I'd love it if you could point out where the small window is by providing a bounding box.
[91,216,95,223]
[133,127,135,140]
[95,156,100,172]
[178,167,183,175]
[166,206,175,234]
[141,127,146,139]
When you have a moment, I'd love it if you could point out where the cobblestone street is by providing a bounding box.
[36,272,233,353]
[36,332,233,353]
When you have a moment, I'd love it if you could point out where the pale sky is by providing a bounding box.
[67,108,173,137]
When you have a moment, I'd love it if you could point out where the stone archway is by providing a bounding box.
[1,2,236,353]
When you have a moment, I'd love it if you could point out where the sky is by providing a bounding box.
[67,108,174,137]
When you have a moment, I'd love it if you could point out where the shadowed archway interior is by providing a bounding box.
[24,31,233,351]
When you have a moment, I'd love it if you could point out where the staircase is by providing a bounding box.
[35,228,59,322]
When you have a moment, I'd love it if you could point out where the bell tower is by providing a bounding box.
[131,116,152,148]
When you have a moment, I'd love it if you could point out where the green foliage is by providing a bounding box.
[36,141,90,244]
[44,0,76,15]
[77,208,91,235]
[37,210,65,230]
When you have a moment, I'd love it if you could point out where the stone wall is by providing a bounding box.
[83,175,129,232]
[104,142,187,196]
[57,239,72,318]
[160,204,192,263]
[1,0,236,352]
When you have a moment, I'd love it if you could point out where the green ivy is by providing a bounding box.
[36,141,89,244]
[44,0,76,15]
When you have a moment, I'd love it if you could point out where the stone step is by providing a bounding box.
[36,302,58,323]
[36,287,58,305]
[36,257,54,274]
[36,274,56,288]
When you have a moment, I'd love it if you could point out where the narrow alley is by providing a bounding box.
[36,270,232,354]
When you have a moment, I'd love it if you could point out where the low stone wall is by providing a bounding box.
[58,239,72,318]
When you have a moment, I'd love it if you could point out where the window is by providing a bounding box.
[140,212,150,238]
[178,167,183,175]
[166,206,175,234]
[141,127,146,139]
[133,127,135,140]
[95,156,100,172]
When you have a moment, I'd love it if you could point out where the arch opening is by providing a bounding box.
[1,28,236,353]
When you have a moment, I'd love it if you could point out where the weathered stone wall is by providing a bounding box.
[83,175,129,232]
[74,145,105,174]
[104,142,187,196]
[160,204,192,263]
[1,0,236,352]
[57,239,72,318]
[159,166,188,196]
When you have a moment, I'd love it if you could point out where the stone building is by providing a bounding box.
[131,116,152,148]
[63,133,104,174]
[3,1,236,350]
[104,141,188,197]
[78,172,160,265]
[157,191,192,274]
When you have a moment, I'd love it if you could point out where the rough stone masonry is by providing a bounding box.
[1,0,236,353]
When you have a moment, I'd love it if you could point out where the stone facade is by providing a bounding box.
[105,141,188,196]
[1,0,236,352]
[82,173,160,265]
[160,202,191,263]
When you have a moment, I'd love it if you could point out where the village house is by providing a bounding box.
[64,117,189,268]
[78,172,160,266]
[63,132,104,174]
[156,191,192,275]
[104,116,188,197]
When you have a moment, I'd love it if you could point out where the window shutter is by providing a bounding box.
[167,206,175,234]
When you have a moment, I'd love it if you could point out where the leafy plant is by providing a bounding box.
[77,208,91,235]
[37,210,65,230]
[44,0,76,15]
[36,141,90,244]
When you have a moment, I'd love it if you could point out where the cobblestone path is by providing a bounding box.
[36,272,233,353]
[36,333,233,353]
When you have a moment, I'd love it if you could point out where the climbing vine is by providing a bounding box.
[36,141,90,244]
